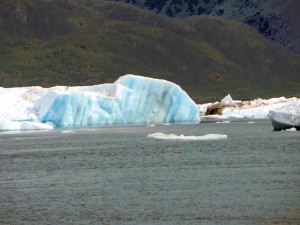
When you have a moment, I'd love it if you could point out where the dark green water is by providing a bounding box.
[0,120,299,225]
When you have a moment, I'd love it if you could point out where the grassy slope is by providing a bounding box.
[0,0,299,102]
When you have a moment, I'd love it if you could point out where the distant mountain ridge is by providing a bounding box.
[0,0,300,102]
[111,0,300,54]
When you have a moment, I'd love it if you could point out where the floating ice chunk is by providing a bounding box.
[220,106,271,119]
[282,127,297,132]
[221,94,233,103]
[0,118,53,131]
[268,100,300,131]
[61,130,76,133]
[216,120,230,124]
[147,132,228,140]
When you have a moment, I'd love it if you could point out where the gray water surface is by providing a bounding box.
[0,120,299,225]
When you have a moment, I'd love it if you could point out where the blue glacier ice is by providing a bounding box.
[37,75,200,127]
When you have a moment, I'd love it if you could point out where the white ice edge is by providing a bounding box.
[0,118,54,131]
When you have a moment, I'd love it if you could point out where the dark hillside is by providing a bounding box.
[111,0,300,54]
[0,0,299,102]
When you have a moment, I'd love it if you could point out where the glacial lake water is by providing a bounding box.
[0,120,299,225]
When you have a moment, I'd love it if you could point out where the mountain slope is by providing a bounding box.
[111,0,300,54]
[0,0,300,102]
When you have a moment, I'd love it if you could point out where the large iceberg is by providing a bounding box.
[0,75,199,131]
[268,100,300,131]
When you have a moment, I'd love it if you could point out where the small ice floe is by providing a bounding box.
[0,118,53,131]
[147,124,156,127]
[248,121,255,124]
[221,94,233,103]
[61,130,75,133]
[282,127,297,132]
[216,121,230,124]
[147,132,227,140]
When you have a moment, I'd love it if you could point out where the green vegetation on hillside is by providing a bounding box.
[0,0,299,102]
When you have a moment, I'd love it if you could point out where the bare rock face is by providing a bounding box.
[110,0,300,54]
[205,102,243,116]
